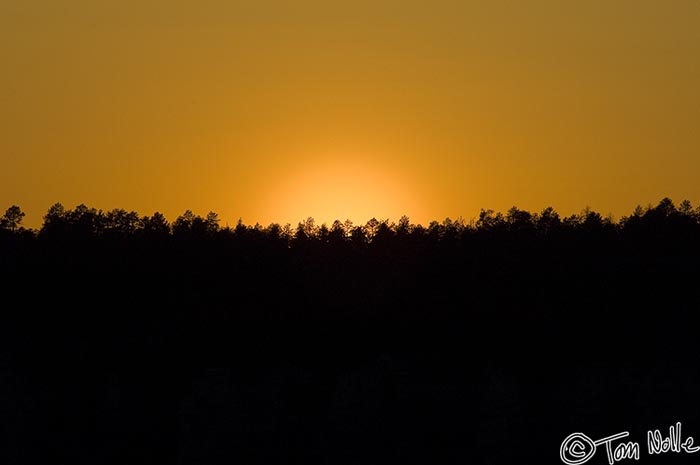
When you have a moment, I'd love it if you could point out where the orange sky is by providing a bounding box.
[2,1,699,228]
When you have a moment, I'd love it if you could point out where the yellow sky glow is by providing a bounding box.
[259,147,429,226]
[1,1,699,228]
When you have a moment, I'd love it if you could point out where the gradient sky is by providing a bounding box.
[2,0,699,228]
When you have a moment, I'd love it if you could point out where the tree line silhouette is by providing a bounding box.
[2,197,700,244]
[1,197,699,465]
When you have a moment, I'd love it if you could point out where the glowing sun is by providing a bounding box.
[263,151,423,227]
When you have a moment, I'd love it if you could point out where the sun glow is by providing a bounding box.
[262,149,425,227]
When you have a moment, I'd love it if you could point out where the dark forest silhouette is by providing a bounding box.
[1,198,700,464]
[2,196,700,244]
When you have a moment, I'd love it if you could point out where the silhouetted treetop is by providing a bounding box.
[1,198,698,249]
